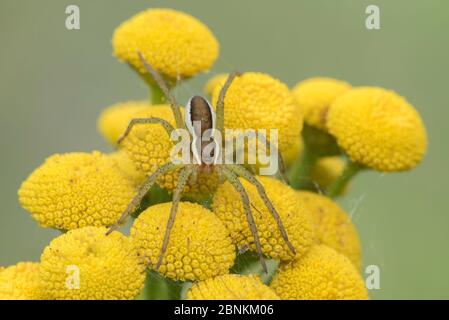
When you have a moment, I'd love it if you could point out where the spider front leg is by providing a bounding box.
[228,164,296,255]
[156,165,194,269]
[137,52,184,129]
[215,72,241,137]
[220,166,268,273]
[106,162,180,235]
[117,117,175,145]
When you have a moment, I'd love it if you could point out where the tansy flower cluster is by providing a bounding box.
[2,7,427,300]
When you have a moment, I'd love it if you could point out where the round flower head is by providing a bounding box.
[292,77,351,130]
[327,87,427,172]
[187,274,280,300]
[130,202,235,281]
[270,245,368,300]
[0,262,42,300]
[203,73,229,97]
[283,137,304,168]
[310,156,347,194]
[212,176,315,261]
[40,227,145,300]
[297,191,361,269]
[18,151,135,230]
[121,105,220,199]
[97,101,153,146]
[107,151,146,187]
[113,8,219,79]
[211,72,303,153]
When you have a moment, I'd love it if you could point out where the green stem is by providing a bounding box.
[327,160,362,198]
[149,83,165,105]
[288,145,318,190]
[230,251,279,285]
[142,271,183,300]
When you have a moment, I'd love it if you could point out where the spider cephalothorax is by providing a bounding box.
[107,52,295,272]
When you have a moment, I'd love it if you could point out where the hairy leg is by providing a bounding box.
[156,165,194,269]
[106,162,180,235]
[255,132,290,185]
[220,166,268,273]
[228,164,296,255]
[117,117,175,145]
[215,72,241,137]
[137,51,184,129]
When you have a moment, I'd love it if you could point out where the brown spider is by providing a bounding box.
[107,52,295,272]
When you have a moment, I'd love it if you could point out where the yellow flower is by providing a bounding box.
[292,77,351,130]
[97,101,153,146]
[187,274,280,300]
[131,202,235,281]
[327,87,427,172]
[203,73,228,97]
[211,72,303,153]
[18,151,135,230]
[121,105,220,199]
[107,151,146,187]
[297,191,361,269]
[0,262,42,300]
[212,176,315,261]
[270,245,368,300]
[310,156,347,194]
[40,227,145,300]
[283,137,304,168]
[113,8,219,79]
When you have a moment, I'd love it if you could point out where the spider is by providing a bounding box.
[107,52,296,272]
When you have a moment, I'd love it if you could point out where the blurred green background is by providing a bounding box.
[0,0,448,299]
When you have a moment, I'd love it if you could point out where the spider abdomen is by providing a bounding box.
[185,95,218,165]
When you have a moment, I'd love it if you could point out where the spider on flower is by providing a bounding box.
[107,52,296,272]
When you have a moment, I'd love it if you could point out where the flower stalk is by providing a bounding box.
[327,160,363,198]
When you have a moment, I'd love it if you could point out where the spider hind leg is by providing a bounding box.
[106,162,179,235]
[156,165,194,270]
[220,166,268,273]
[229,164,296,255]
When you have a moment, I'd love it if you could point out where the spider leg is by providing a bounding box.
[137,52,184,129]
[215,72,241,136]
[117,117,175,145]
[106,162,180,235]
[156,165,194,269]
[228,164,296,255]
[220,166,268,273]
[255,132,290,185]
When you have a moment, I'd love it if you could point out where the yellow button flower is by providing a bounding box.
[120,105,220,199]
[270,245,368,300]
[113,8,219,79]
[212,176,315,261]
[40,227,145,300]
[310,156,347,194]
[187,274,280,300]
[97,101,153,146]
[108,151,146,187]
[297,191,361,269]
[292,77,351,130]
[327,87,427,172]
[18,151,135,230]
[0,262,42,300]
[283,137,304,168]
[131,202,235,281]
[203,73,229,97]
[211,72,303,153]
